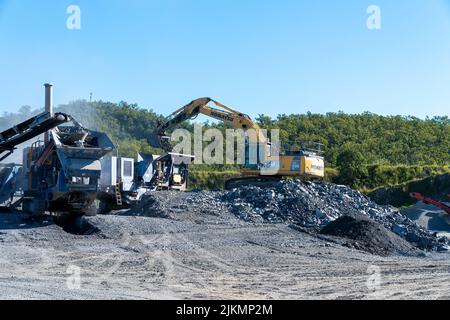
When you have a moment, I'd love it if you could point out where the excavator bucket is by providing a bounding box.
[148,133,164,149]
[148,133,172,150]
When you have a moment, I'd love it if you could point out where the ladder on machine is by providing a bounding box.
[114,182,123,206]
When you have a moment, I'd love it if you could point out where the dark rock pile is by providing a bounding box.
[129,192,173,218]
[320,215,421,257]
[131,180,449,252]
[222,180,450,252]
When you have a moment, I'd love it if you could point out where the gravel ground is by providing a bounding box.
[402,201,450,239]
[1,190,450,300]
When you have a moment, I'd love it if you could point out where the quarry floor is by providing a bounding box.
[1,204,450,300]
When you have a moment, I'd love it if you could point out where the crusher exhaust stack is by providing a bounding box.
[44,83,53,143]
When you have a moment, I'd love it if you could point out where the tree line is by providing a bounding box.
[1,100,448,188]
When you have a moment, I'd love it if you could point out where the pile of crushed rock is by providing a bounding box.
[320,215,421,257]
[133,180,450,253]
[221,180,449,252]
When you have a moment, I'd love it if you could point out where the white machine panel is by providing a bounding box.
[100,156,117,187]
[120,158,134,191]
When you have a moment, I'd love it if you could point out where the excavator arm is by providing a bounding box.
[150,97,268,152]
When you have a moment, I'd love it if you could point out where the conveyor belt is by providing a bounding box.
[0,112,70,161]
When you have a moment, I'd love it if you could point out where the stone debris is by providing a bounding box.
[320,215,421,257]
[132,191,229,218]
[134,180,450,253]
[222,180,450,252]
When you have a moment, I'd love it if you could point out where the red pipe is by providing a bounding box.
[410,192,450,215]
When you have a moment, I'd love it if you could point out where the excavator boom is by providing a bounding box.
[150,97,267,152]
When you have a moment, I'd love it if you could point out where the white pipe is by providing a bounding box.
[44,83,53,143]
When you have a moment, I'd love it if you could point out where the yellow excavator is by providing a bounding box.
[149,98,325,189]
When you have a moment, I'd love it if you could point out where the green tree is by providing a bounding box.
[336,147,368,188]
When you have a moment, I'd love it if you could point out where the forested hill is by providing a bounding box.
[1,100,449,168]
[258,112,450,167]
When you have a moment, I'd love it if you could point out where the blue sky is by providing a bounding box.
[0,0,449,119]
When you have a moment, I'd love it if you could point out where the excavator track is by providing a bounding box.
[225,176,282,190]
